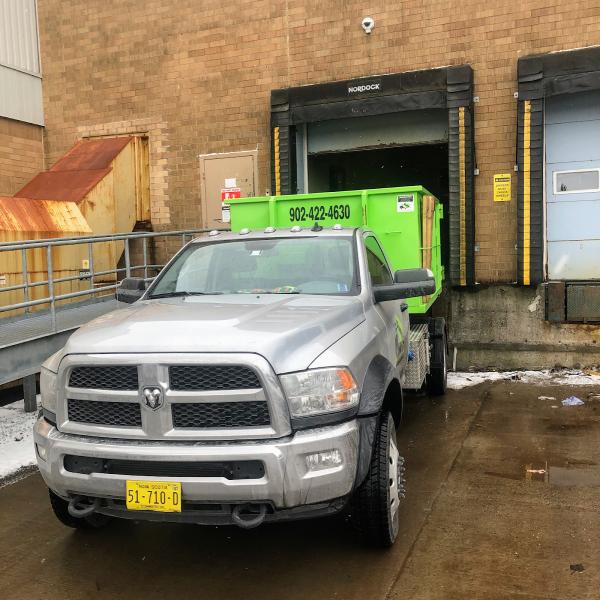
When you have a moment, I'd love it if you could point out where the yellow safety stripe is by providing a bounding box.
[523,101,531,285]
[459,107,466,286]
[273,127,281,196]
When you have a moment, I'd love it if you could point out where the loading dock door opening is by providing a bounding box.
[306,144,448,199]
[295,109,448,204]
[307,143,449,273]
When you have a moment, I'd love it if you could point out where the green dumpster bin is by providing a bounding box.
[228,186,444,315]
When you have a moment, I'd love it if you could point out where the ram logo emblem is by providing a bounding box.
[143,387,163,410]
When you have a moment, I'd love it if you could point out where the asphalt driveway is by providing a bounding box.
[0,380,598,599]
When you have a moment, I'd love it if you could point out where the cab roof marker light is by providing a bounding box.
[264,226,276,233]
[239,228,250,235]
[332,224,343,230]
[290,226,302,232]
[208,230,220,237]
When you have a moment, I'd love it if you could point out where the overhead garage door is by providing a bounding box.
[546,91,600,280]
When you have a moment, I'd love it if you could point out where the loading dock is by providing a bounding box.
[518,47,600,322]
[270,65,475,287]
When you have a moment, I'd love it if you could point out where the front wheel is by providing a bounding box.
[350,410,405,547]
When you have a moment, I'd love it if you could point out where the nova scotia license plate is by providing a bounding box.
[126,480,182,513]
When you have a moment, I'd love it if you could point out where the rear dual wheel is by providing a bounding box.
[426,319,448,396]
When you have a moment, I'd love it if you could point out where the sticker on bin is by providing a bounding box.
[396,194,414,212]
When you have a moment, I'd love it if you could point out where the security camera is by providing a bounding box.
[361,17,375,34]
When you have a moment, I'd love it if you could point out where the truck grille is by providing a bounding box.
[169,365,261,391]
[172,401,270,428]
[63,360,278,435]
[69,366,138,390]
[67,398,142,427]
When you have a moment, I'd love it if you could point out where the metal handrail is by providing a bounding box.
[0,228,211,251]
[0,228,228,322]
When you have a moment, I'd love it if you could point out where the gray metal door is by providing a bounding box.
[198,151,258,228]
[545,91,600,279]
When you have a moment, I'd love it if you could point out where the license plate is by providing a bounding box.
[126,480,182,513]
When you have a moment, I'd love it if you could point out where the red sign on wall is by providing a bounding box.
[221,187,241,202]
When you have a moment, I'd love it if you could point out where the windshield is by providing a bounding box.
[148,236,357,297]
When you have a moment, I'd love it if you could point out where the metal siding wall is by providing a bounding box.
[0,0,40,74]
[0,64,43,125]
[0,0,43,125]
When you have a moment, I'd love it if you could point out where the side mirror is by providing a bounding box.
[373,268,436,303]
[116,277,147,304]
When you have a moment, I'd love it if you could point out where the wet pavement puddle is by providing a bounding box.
[485,462,600,486]
[546,465,600,487]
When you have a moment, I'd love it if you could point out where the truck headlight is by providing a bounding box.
[40,349,63,414]
[280,368,359,417]
[40,367,58,413]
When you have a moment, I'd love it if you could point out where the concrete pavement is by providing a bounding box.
[0,381,598,599]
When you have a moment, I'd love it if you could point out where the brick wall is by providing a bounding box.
[36,0,600,283]
[0,117,44,196]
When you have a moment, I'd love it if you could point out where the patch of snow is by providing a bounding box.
[448,369,600,390]
[527,295,541,312]
[0,397,39,480]
[562,395,585,406]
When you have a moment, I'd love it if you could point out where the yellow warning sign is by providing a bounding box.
[493,173,511,202]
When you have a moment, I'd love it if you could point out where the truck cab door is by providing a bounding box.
[364,235,408,370]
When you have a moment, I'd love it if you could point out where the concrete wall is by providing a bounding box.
[449,287,600,370]
[0,117,44,196]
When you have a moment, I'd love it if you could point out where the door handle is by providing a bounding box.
[400,302,408,312]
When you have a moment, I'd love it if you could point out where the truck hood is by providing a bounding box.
[64,295,365,373]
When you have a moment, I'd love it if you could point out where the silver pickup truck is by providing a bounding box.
[34,226,435,547]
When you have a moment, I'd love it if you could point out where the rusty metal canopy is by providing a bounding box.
[51,137,133,172]
[0,197,91,233]
[15,170,111,203]
[16,137,133,203]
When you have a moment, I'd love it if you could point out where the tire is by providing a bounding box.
[427,320,447,396]
[350,410,405,548]
[49,490,111,530]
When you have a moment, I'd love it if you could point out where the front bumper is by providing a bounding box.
[34,418,359,513]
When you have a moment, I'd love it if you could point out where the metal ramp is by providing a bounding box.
[0,297,121,385]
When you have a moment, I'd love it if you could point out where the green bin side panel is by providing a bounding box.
[229,197,271,230]
[228,186,443,314]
